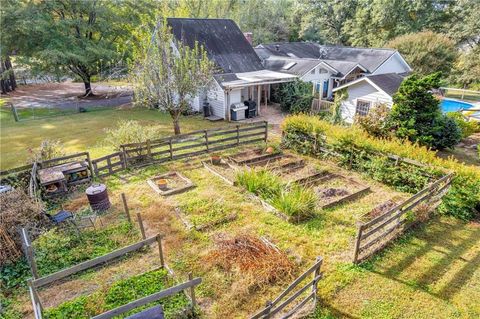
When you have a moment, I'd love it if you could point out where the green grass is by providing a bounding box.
[44,268,190,319]
[0,105,234,170]
[316,216,480,319]
[444,90,480,103]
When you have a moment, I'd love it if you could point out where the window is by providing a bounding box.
[282,62,296,70]
[356,100,371,116]
[310,68,316,74]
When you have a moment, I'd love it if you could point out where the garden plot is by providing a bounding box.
[247,154,305,172]
[281,164,330,185]
[202,157,238,185]
[308,174,371,209]
[147,171,195,196]
[228,148,281,165]
[176,197,238,231]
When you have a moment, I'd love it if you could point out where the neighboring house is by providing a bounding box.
[332,73,405,123]
[255,42,411,100]
[167,18,297,121]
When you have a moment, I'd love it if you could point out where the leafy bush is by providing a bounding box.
[430,114,462,149]
[272,80,314,114]
[282,114,480,220]
[355,104,392,138]
[45,269,190,319]
[104,120,160,150]
[28,139,65,163]
[446,112,480,138]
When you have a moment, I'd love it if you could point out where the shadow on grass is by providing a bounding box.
[365,218,480,302]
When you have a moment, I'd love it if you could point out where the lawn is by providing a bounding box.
[0,104,234,170]
[313,216,480,319]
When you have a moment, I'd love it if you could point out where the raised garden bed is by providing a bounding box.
[176,198,238,232]
[202,158,238,185]
[248,154,305,170]
[282,165,331,185]
[228,148,281,165]
[310,174,371,209]
[147,171,195,196]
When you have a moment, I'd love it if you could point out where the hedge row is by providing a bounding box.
[281,114,480,220]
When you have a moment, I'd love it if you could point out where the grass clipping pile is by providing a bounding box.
[0,189,47,264]
[206,233,295,300]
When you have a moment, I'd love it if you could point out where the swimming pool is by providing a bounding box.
[440,98,473,112]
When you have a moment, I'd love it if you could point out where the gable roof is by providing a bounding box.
[257,42,398,73]
[167,18,264,74]
[262,57,323,76]
[332,73,405,97]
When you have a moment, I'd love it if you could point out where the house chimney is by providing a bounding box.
[244,32,253,45]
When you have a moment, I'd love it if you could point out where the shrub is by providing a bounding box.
[355,104,392,138]
[272,79,314,114]
[28,139,65,163]
[430,114,462,150]
[446,112,480,138]
[282,114,480,220]
[104,120,160,150]
[270,184,316,221]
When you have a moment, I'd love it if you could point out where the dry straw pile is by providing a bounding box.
[0,189,47,264]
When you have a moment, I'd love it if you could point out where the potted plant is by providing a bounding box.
[211,154,221,165]
[265,146,274,154]
[157,179,168,190]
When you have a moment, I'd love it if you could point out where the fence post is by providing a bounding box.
[86,152,94,179]
[264,300,273,319]
[312,256,323,307]
[21,228,39,279]
[147,139,152,159]
[169,138,173,160]
[236,125,240,145]
[27,278,43,315]
[136,213,146,239]
[204,130,209,152]
[264,121,268,142]
[188,273,196,309]
[107,156,113,175]
[11,103,19,122]
[157,235,165,268]
[353,222,364,264]
[121,193,132,224]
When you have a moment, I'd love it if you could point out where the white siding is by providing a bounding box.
[207,81,226,118]
[373,52,411,75]
[230,89,242,104]
[301,69,333,98]
[340,81,393,123]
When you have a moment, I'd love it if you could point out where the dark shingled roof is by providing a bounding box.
[167,18,264,74]
[262,57,321,76]
[366,73,405,96]
[258,42,397,73]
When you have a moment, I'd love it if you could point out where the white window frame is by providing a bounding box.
[356,99,371,116]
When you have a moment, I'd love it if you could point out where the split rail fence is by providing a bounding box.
[353,173,454,263]
[0,121,268,185]
[250,257,323,319]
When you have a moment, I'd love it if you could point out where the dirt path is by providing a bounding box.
[0,82,132,110]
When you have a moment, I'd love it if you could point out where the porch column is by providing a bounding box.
[264,85,268,108]
[257,85,261,116]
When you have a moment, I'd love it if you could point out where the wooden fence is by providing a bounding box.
[120,121,268,167]
[26,232,165,319]
[91,151,126,177]
[92,275,202,319]
[250,257,323,319]
[353,173,454,264]
[310,99,334,114]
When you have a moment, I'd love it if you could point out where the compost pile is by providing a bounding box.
[0,189,48,264]
[206,233,295,289]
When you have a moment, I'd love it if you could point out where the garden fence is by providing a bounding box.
[250,257,323,319]
[353,172,454,263]
[310,99,334,115]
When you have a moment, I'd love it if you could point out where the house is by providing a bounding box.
[255,42,411,100]
[332,73,405,123]
[167,18,297,121]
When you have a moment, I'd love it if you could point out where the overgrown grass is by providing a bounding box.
[236,168,317,221]
[44,268,190,319]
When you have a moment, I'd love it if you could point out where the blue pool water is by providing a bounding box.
[440,99,473,112]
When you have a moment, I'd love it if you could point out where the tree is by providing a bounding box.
[446,0,480,48]
[298,0,357,44]
[132,22,214,135]
[387,31,457,76]
[389,73,461,149]
[449,45,480,89]
[14,0,155,96]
